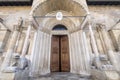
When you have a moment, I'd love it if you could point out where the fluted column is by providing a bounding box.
[69,31,90,74]
[30,31,40,76]
[78,31,84,73]
[81,31,88,74]
[30,31,37,76]
[82,32,90,74]
[30,31,51,76]
[1,26,20,72]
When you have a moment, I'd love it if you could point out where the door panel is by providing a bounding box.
[61,36,70,72]
[51,36,60,72]
[51,35,70,72]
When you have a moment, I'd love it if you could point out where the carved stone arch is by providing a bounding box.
[31,0,89,16]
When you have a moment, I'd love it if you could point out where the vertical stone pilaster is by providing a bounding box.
[30,31,40,76]
[95,31,104,54]
[97,26,107,54]
[16,34,25,54]
[81,31,87,73]
[1,26,20,72]
[30,31,51,77]
[30,31,37,76]
[89,24,101,68]
[108,30,119,51]
[82,32,91,74]
[15,26,24,54]
[69,34,74,73]
[101,27,120,71]
[21,21,32,57]
[78,31,85,73]
[0,30,11,53]
[89,25,99,57]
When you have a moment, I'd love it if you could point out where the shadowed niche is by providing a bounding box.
[52,24,67,30]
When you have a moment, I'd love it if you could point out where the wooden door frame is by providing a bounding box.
[50,35,70,72]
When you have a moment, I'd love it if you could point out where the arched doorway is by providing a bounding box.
[50,25,70,72]
[30,0,90,76]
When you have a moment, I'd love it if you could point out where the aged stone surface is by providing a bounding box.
[0,0,120,80]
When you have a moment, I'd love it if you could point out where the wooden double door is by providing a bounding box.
[51,35,70,72]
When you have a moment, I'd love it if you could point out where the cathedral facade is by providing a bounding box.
[0,0,120,80]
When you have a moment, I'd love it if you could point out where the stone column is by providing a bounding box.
[89,25,99,57]
[101,26,119,71]
[89,24,101,68]
[1,26,20,72]
[16,34,25,54]
[14,32,21,53]
[21,18,33,57]
[96,26,107,54]
[108,30,119,51]
[14,26,23,54]
[82,32,90,74]
[29,31,38,77]
[95,31,104,54]
[0,30,11,53]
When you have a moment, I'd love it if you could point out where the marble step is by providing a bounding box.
[30,77,92,80]
[30,72,92,80]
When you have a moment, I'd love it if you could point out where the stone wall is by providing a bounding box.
[0,6,31,53]
[0,4,120,80]
[0,6,31,30]
[0,5,119,54]
[89,5,120,52]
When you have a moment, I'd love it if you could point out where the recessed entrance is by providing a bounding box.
[50,35,70,72]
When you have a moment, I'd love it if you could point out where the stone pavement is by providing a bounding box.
[30,72,92,80]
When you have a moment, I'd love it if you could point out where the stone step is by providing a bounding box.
[30,77,92,80]
[30,72,92,80]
